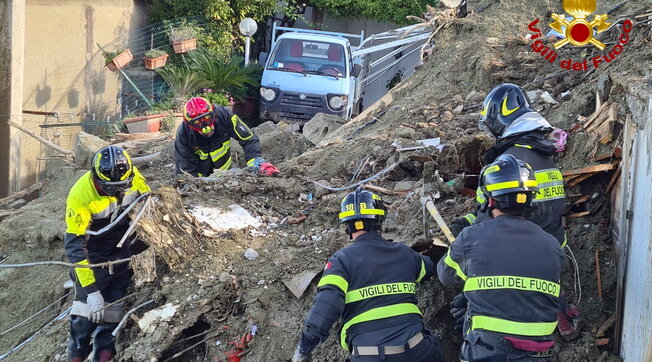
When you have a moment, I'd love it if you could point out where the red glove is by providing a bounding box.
[259,162,280,176]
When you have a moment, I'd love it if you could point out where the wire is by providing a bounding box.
[0,258,132,269]
[565,244,582,306]
[0,291,71,336]
[306,162,399,192]
[0,307,71,361]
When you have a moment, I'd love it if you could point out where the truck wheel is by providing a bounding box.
[353,99,364,117]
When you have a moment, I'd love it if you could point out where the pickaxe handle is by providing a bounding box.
[423,197,455,244]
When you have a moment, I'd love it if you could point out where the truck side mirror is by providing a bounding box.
[351,64,362,78]
[259,52,269,65]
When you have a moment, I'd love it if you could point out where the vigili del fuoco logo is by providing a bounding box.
[527,0,633,71]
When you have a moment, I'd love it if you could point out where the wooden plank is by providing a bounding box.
[596,314,616,338]
[584,101,612,130]
[567,173,594,188]
[562,163,617,177]
[606,165,622,194]
[595,338,610,346]
[567,211,590,218]
[587,103,617,133]
[572,195,591,205]
[363,184,409,196]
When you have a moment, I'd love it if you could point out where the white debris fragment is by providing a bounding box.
[137,303,178,334]
[244,248,259,260]
[189,204,262,231]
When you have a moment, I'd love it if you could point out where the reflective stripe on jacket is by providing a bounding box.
[437,215,564,338]
[174,106,261,176]
[303,231,434,352]
[64,169,150,292]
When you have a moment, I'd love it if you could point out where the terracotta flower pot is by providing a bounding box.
[144,54,169,70]
[171,38,197,54]
[105,49,133,72]
[123,114,163,133]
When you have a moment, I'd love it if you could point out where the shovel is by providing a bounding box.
[421,161,455,247]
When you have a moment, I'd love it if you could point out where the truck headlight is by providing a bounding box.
[260,87,277,102]
[328,95,348,110]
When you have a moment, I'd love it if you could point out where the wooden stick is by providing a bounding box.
[567,173,594,187]
[364,184,410,196]
[595,338,610,346]
[572,195,591,205]
[596,248,603,300]
[563,163,617,177]
[0,179,48,208]
[7,120,74,156]
[596,313,616,338]
[132,152,162,165]
[567,211,590,218]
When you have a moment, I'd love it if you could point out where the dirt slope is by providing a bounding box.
[0,0,650,361]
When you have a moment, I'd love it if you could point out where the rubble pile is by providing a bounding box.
[0,0,649,361]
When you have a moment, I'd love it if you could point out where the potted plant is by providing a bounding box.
[103,46,133,72]
[143,49,169,70]
[156,64,212,105]
[122,112,163,133]
[169,26,198,54]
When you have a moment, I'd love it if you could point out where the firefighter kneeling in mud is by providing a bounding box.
[438,154,564,362]
[292,188,442,362]
[64,145,150,362]
[174,96,279,177]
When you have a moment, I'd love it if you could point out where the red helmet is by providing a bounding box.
[184,97,215,134]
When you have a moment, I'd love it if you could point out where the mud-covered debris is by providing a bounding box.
[74,131,108,168]
[465,90,486,103]
[282,270,320,298]
[244,248,259,261]
[303,113,346,145]
[394,181,416,192]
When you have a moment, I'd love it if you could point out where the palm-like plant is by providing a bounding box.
[156,64,212,105]
[186,50,262,103]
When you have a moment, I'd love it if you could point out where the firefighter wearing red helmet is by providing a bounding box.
[174,97,279,177]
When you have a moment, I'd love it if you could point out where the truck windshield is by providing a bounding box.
[267,39,347,78]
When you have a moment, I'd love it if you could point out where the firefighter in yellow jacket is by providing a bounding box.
[64,145,150,362]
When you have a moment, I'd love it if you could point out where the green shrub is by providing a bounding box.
[169,26,198,43]
[160,113,179,132]
[144,49,168,59]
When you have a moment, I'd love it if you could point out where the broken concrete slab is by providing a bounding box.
[394,181,416,192]
[255,121,278,135]
[303,113,346,145]
[137,303,178,334]
[75,132,109,168]
[282,270,320,299]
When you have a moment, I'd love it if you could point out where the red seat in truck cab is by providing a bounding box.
[286,40,304,72]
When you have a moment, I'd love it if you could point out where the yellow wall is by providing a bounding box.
[17,0,147,188]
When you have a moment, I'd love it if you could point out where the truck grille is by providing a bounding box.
[279,111,316,123]
[280,93,324,109]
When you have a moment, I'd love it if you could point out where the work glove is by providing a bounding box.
[291,345,312,362]
[247,157,280,176]
[87,291,105,324]
[450,293,468,334]
[450,215,473,237]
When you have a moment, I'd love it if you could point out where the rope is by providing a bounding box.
[0,257,132,269]
[306,162,399,192]
[0,291,71,336]
[111,299,155,337]
[565,245,582,306]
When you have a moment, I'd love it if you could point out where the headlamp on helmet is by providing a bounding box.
[339,187,386,236]
[184,97,215,134]
[479,154,538,211]
[92,145,134,196]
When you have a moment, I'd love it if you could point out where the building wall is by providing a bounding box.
[0,0,147,195]
[619,93,652,361]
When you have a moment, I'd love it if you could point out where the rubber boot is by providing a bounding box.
[557,304,584,341]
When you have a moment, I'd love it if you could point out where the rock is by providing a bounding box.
[218,272,231,283]
[526,90,540,103]
[394,181,416,192]
[465,90,486,103]
[314,180,330,198]
[397,127,415,138]
[255,121,278,135]
[288,123,301,133]
[561,91,572,101]
[596,74,612,102]
[452,94,464,103]
[452,104,464,115]
[282,270,320,299]
[74,132,108,168]
[7,199,26,209]
[443,111,455,121]
[540,91,558,104]
[303,113,345,145]
[244,248,259,260]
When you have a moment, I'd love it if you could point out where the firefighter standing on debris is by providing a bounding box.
[174,96,279,177]
[64,145,150,362]
[449,83,582,339]
[291,188,442,362]
[438,154,564,362]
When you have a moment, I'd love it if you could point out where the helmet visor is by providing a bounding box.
[188,112,215,134]
[99,178,132,196]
